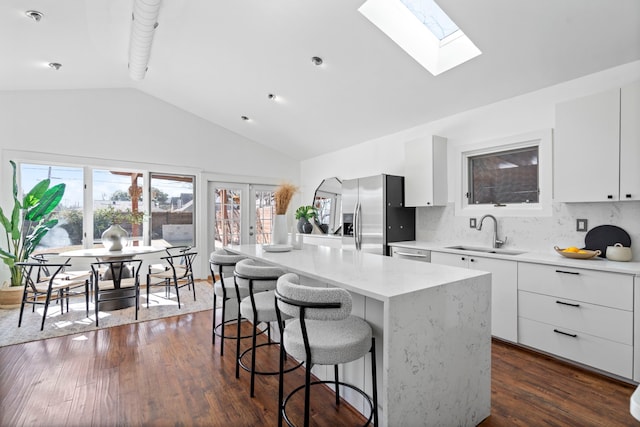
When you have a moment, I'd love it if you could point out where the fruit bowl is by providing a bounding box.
[554,246,601,259]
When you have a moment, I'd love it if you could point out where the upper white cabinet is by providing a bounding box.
[554,82,640,202]
[620,81,640,201]
[404,136,447,207]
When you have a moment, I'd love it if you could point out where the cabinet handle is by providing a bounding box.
[607,195,613,199]
[626,194,632,198]
[556,300,580,308]
[394,251,427,258]
[469,258,475,263]
[553,329,577,338]
[461,257,466,261]
[555,269,580,275]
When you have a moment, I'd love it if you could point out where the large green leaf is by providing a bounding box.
[10,203,20,241]
[0,247,16,266]
[22,178,50,210]
[23,219,58,259]
[25,183,65,222]
[0,206,11,234]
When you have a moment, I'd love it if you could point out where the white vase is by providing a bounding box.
[272,215,288,245]
[101,224,129,251]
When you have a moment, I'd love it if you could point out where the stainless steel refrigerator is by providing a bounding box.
[342,174,415,255]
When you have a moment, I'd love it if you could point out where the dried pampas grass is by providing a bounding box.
[274,182,298,215]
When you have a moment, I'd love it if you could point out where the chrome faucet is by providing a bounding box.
[476,214,506,248]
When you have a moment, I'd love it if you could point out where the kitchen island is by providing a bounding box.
[227,244,492,427]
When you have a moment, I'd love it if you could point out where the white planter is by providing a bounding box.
[272,215,289,245]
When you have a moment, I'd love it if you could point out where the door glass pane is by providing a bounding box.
[254,189,275,245]
[150,173,195,248]
[20,163,84,253]
[214,187,241,250]
[93,170,144,247]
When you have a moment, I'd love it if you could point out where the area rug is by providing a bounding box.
[0,281,214,347]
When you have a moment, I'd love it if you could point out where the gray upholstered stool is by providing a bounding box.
[275,273,378,427]
[209,249,250,356]
[234,258,301,397]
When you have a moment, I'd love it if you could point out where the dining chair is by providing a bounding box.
[16,261,90,331]
[275,273,378,427]
[90,259,143,326]
[146,250,197,308]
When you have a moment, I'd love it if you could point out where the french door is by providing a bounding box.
[209,182,276,254]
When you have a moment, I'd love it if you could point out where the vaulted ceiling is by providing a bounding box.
[2,0,639,160]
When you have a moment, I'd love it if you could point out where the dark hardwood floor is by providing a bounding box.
[0,283,637,426]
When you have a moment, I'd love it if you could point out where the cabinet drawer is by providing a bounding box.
[518,317,632,378]
[518,262,633,310]
[518,291,632,345]
[391,247,431,262]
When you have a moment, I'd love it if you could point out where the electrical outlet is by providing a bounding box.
[470,218,477,228]
[576,219,588,232]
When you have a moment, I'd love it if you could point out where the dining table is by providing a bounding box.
[59,245,166,310]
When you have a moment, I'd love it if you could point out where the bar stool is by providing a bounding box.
[209,249,251,356]
[275,273,378,427]
[234,258,302,397]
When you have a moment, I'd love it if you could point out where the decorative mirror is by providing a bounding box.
[312,177,342,234]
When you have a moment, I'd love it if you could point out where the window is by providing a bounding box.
[16,160,196,253]
[456,129,552,217]
[20,163,84,252]
[150,173,195,247]
[468,147,539,205]
[93,169,144,246]
[358,0,481,75]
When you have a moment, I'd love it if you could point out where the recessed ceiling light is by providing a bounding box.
[48,62,62,70]
[25,10,44,22]
[311,56,323,66]
[240,116,250,121]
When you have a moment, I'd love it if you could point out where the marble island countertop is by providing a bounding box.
[227,243,488,301]
[389,241,640,275]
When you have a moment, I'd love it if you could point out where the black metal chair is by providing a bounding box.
[17,261,90,331]
[275,273,378,427]
[90,259,143,326]
[146,250,197,308]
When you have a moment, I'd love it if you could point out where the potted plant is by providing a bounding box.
[0,161,66,305]
[295,205,317,234]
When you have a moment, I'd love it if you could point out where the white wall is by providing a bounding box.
[301,60,640,257]
[0,88,297,178]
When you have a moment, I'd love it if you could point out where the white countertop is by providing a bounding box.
[227,244,489,301]
[389,241,640,275]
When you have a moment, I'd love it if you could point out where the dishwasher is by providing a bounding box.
[390,246,431,262]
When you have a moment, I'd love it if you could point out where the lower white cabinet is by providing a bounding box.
[517,262,634,378]
[430,252,518,342]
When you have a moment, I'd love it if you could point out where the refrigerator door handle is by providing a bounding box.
[355,202,362,250]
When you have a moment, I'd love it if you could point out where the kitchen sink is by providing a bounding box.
[445,245,525,256]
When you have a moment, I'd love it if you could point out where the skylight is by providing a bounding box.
[399,0,458,40]
[358,0,481,76]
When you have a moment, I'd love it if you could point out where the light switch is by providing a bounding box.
[576,219,588,232]
[470,218,476,228]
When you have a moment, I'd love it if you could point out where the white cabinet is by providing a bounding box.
[404,136,447,207]
[620,81,640,201]
[554,82,640,202]
[517,262,634,378]
[430,252,518,342]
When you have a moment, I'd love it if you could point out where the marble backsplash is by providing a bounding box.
[415,201,640,261]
